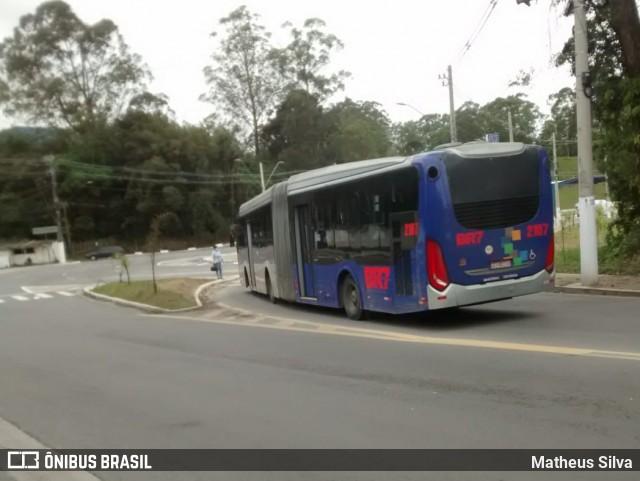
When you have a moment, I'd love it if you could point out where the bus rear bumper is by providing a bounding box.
[427,270,554,309]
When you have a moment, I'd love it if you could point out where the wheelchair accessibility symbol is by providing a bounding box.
[529,249,537,260]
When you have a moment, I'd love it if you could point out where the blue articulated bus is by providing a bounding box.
[236,142,555,320]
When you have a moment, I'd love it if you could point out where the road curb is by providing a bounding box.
[554,284,640,297]
[83,280,224,313]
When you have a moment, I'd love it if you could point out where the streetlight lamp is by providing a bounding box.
[397,102,426,117]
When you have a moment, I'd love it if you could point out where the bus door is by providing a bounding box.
[245,222,256,288]
[294,205,316,298]
[390,212,418,305]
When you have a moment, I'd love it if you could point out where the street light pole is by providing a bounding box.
[235,158,284,194]
[259,162,265,192]
[265,161,284,189]
[231,158,243,217]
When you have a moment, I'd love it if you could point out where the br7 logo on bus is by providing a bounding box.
[527,223,549,238]
[364,266,390,290]
[456,231,484,246]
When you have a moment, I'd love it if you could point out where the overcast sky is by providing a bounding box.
[0,0,575,129]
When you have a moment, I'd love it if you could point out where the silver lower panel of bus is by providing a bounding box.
[426,270,554,309]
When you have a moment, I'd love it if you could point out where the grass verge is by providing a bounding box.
[555,246,640,275]
[554,220,640,275]
[93,278,210,310]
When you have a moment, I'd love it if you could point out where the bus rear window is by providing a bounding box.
[443,149,540,230]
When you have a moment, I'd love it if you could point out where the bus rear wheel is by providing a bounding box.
[244,268,251,289]
[341,275,364,320]
[266,272,276,304]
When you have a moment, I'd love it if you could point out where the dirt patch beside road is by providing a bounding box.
[556,273,640,291]
[158,278,211,299]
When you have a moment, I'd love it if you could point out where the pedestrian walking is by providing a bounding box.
[211,244,223,279]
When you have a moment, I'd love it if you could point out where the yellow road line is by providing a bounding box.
[146,312,640,363]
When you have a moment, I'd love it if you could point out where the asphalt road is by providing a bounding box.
[0,254,639,481]
[0,246,234,297]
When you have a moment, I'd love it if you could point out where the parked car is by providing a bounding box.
[85,245,124,261]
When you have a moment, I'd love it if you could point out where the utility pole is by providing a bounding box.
[62,202,73,257]
[574,0,598,286]
[440,65,457,142]
[507,110,514,142]
[552,132,561,220]
[44,155,66,263]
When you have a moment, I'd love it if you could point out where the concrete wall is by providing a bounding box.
[0,250,11,269]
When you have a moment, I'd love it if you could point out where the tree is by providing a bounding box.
[453,101,484,143]
[390,113,450,155]
[324,99,391,163]
[115,252,130,284]
[202,6,281,156]
[146,212,179,294]
[0,127,65,239]
[262,89,327,170]
[0,1,150,134]
[478,94,542,143]
[540,87,577,156]
[556,0,640,258]
[390,120,430,156]
[606,0,640,76]
[274,18,350,100]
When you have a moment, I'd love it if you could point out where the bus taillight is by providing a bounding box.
[427,238,450,291]
[545,234,555,274]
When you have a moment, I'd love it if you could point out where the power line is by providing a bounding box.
[56,158,304,181]
[458,0,498,60]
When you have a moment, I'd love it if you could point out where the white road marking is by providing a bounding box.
[0,290,77,304]
[33,293,53,299]
[22,284,87,294]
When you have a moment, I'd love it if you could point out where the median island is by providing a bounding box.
[93,278,210,310]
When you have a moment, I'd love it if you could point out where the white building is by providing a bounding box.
[0,240,65,268]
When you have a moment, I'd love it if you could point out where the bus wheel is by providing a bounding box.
[341,275,364,320]
[266,272,276,304]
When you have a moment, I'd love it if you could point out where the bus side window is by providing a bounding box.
[325,198,336,248]
[373,194,384,225]
[360,193,372,225]
[265,209,273,246]
[349,193,360,226]
[237,227,247,248]
[314,202,329,249]
[337,197,347,226]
